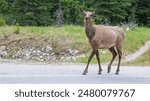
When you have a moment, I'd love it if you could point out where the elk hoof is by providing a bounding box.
[82,71,87,75]
[82,73,86,75]
[98,72,101,75]
[115,72,119,75]
[107,68,111,73]
[98,70,102,75]
[115,69,120,75]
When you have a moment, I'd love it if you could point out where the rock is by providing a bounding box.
[24,49,31,59]
[51,53,54,55]
[60,56,65,60]
[0,51,7,58]
[46,53,50,56]
[66,56,72,60]
[68,49,79,55]
[74,50,79,55]
[0,40,82,62]
[0,46,6,51]
[45,45,53,53]
[71,56,76,60]
[39,55,43,59]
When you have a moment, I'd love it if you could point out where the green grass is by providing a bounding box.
[0,25,150,64]
[123,27,150,54]
[0,26,15,36]
[21,25,89,50]
[74,50,112,63]
[0,25,89,50]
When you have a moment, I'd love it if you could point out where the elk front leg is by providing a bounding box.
[96,50,102,75]
[83,50,96,75]
[116,48,122,75]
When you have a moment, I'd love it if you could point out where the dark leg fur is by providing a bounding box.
[96,50,102,75]
[115,48,122,75]
[83,50,96,75]
[108,47,117,73]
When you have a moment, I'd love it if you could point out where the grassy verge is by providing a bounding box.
[0,25,90,52]
[0,26,150,64]
[123,27,150,54]
[72,50,111,64]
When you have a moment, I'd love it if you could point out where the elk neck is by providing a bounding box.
[84,20,95,41]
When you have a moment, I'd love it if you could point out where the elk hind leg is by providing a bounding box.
[108,47,117,73]
[116,47,122,75]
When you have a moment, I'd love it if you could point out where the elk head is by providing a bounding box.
[80,9,95,23]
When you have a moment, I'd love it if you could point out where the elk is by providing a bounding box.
[80,9,125,75]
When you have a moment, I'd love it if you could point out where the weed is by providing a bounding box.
[14,23,20,34]
[0,16,6,26]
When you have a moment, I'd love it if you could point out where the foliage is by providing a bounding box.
[55,2,64,26]
[135,0,150,26]
[13,0,53,26]
[0,0,149,26]
[60,0,83,25]
[0,0,11,14]
[86,0,132,25]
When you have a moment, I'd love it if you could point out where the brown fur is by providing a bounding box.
[81,9,125,75]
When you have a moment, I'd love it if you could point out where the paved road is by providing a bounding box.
[0,62,150,84]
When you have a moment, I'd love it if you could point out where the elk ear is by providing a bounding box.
[92,11,96,16]
[80,8,85,14]
[92,11,95,15]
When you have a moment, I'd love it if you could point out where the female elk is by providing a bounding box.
[80,9,125,75]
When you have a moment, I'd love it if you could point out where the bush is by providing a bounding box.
[0,16,6,26]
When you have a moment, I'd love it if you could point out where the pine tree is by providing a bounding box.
[60,0,83,24]
[55,2,64,26]
[85,0,133,25]
[13,0,54,26]
[135,0,150,26]
[0,0,149,26]
[0,0,11,14]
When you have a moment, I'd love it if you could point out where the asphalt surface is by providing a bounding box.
[0,62,150,84]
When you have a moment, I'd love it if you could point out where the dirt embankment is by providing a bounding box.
[1,34,150,63]
[0,34,83,62]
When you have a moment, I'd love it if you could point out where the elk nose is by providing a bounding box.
[85,17,89,20]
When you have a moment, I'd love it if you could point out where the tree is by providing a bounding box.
[55,2,64,26]
[0,0,149,26]
[85,0,133,25]
[60,0,84,24]
[0,0,11,14]
[135,0,150,26]
[13,0,54,26]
